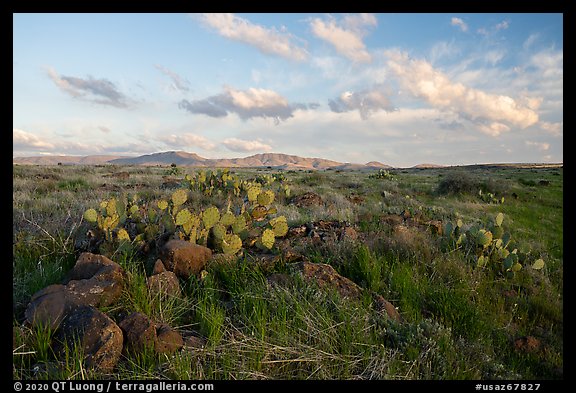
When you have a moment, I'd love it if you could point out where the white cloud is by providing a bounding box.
[525,141,550,151]
[385,50,540,135]
[197,13,308,61]
[539,121,563,137]
[179,86,317,124]
[495,20,510,31]
[154,64,191,92]
[310,13,376,63]
[451,17,468,32]
[13,128,54,151]
[159,133,216,151]
[223,138,273,153]
[523,33,540,50]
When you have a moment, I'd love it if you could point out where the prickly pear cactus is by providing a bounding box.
[222,234,242,255]
[172,189,188,207]
[202,206,220,229]
[257,190,275,206]
[260,229,275,250]
[220,212,236,227]
[84,208,98,223]
[175,208,193,226]
[270,216,288,237]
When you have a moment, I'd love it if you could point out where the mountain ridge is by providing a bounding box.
[13,150,393,170]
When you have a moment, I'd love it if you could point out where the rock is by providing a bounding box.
[53,306,123,371]
[183,335,206,350]
[297,260,401,322]
[160,240,212,280]
[155,323,184,354]
[119,312,183,355]
[152,259,166,275]
[64,253,126,307]
[424,220,443,235]
[381,214,404,227]
[372,294,401,322]
[514,336,541,353]
[25,285,78,329]
[298,261,363,299]
[291,192,323,208]
[119,312,157,353]
[266,273,293,288]
[340,226,358,241]
[147,271,181,298]
[25,253,126,329]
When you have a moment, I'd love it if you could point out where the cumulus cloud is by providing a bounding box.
[310,13,376,63]
[158,133,216,151]
[451,17,468,32]
[98,126,111,134]
[223,138,273,153]
[178,87,317,124]
[328,86,395,119]
[155,64,191,92]
[539,121,563,137]
[385,50,540,136]
[525,141,550,151]
[197,13,308,61]
[13,128,54,151]
[495,20,510,31]
[46,67,130,108]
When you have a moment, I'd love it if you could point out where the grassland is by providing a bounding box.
[12,163,563,380]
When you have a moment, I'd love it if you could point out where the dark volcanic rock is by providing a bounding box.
[160,240,212,279]
[291,192,324,208]
[53,306,123,371]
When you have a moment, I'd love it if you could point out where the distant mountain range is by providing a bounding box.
[13,151,399,170]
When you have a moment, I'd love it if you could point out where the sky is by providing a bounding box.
[13,13,563,167]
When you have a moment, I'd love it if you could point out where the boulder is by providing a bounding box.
[147,271,181,298]
[297,260,401,322]
[25,253,126,329]
[53,306,123,371]
[160,240,212,280]
[291,192,323,208]
[119,312,183,355]
[64,253,126,307]
[25,285,78,329]
[514,336,541,353]
[118,312,157,353]
[155,323,184,354]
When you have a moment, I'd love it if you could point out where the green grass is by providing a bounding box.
[13,164,563,380]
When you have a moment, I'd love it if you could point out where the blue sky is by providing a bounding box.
[13,13,563,167]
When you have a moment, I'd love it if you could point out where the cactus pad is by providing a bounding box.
[222,234,242,255]
[220,212,236,227]
[260,229,275,250]
[476,230,493,247]
[212,223,227,240]
[157,200,168,210]
[532,259,545,270]
[176,208,193,226]
[495,212,504,227]
[172,189,188,206]
[247,186,261,203]
[202,206,220,229]
[232,215,247,235]
[117,228,130,241]
[270,216,288,237]
[83,208,98,223]
[257,190,275,206]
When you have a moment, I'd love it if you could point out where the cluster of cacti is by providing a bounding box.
[369,169,395,180]
[166,163,182,176]
[441,212,545,278]
[254,173,291,198]
[83,197,130,242]
[82,184,289,257]
[478,189,504,204]
[184,168,242,197]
